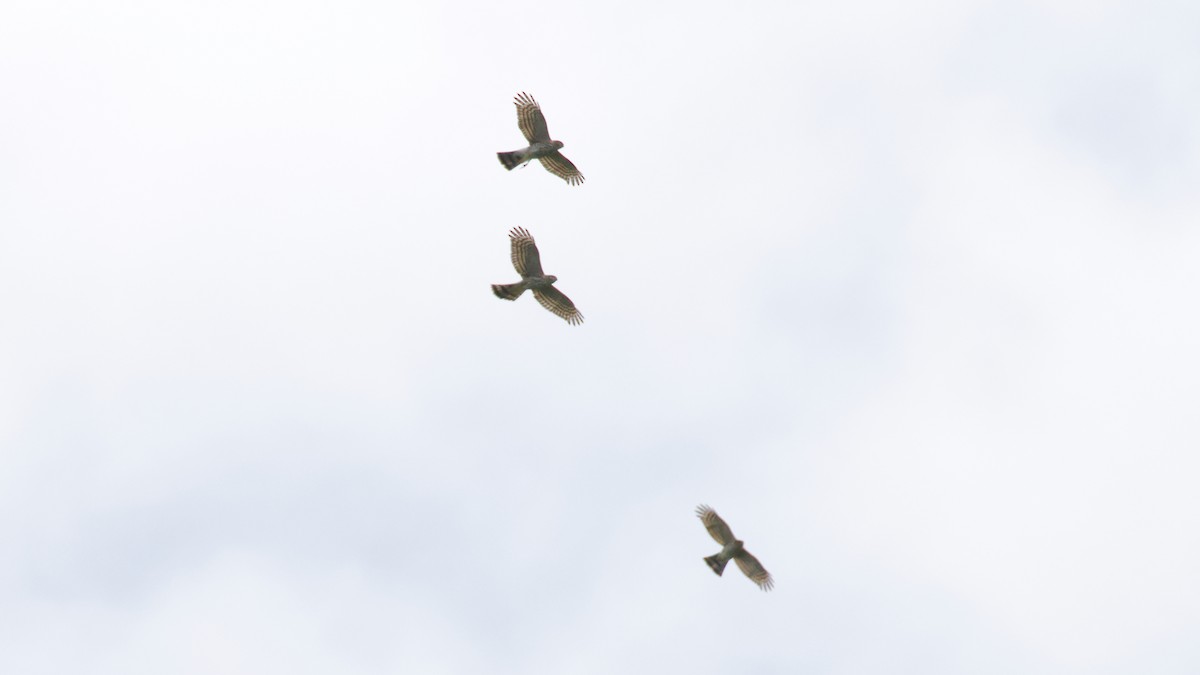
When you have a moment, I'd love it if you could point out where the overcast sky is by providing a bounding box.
[2,1,1199,673]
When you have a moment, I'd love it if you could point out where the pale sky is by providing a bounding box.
[2,1,1198,674]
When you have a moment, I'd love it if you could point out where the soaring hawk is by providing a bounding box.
[497,92,584,186]
[492,227,583,325]
[696,505,773,591]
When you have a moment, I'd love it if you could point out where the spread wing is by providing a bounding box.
[508,227,543,277]
[533,286,583,326]
[537,151,585,186]
[695,504,735,546]
[734,550,774,591]
[514,92,550,143]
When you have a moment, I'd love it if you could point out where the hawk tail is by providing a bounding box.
[704,555,728,576]
[497,150,527,171]
[492,283,526,300]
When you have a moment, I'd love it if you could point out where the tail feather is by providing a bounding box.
[492,283,526,300]
[497,150,526,171]
[704,555,728,576]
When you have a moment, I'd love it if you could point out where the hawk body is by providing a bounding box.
[704,540,745,576]
[497,141,566,170]
[695,505,773,591]
[497,93,584,186]
[491,274,558,300]
[492,227,583,325]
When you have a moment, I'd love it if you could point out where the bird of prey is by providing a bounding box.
[497,92,585,186]
[492,227,583,325]
[696,505,774,591]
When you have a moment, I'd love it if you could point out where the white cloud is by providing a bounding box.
[1,1,1197,673]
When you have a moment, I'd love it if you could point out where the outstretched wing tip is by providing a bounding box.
[538,152,584,185]
[533,286,582,326]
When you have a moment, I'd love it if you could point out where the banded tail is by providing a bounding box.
[492,283,526,300]
[704,554,728,576]
[497,150,528,171]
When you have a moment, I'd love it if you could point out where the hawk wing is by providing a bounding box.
[533,286,583,325]
[508,227,543,278]
[537,151,585,186]
[514,92,550,143]
[734,550,774,591]
[696,505,735,546]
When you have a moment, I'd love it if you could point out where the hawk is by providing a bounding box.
[492,227,583,325]
[696,505,774,591]
[497,92,585,186]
